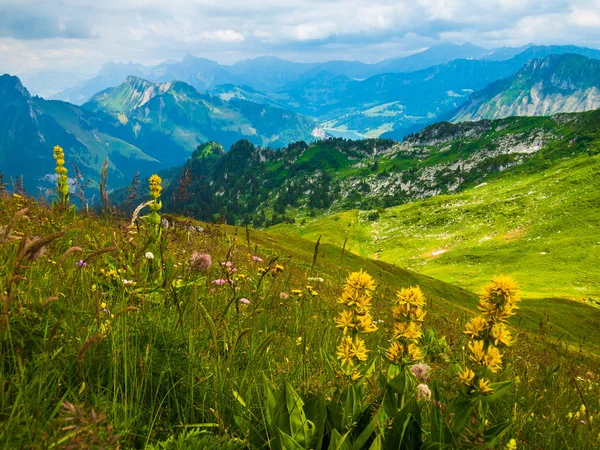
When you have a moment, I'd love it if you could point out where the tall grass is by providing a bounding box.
[0,191,599,449]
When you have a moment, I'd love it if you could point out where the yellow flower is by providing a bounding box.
[464,315,488,338]
[478,378,494,394]
[393,321,423,341]
[407,343,424,361]
[336,336,355,366]
[345,270,376,292]
[335,310,355,335]
[484,345,503,373]
[385,341,404,363]
[468,340,486,365]
[490,323,514,346]
[458,367,475,385]
[291,289,303,295]
[356,313,377,333]
[149,174,163,199]
[351,336,369,362]
[396,286,426,308]
[506,438,517,450]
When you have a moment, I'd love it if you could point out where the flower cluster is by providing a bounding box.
[335,270,378,370]
[385,286,426,364]
[53,145,69,205]
[459,276,521,395]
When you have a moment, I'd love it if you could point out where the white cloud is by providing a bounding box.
[200,29,245,43]
[0,0,599,75]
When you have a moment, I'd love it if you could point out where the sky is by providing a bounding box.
[1,0,600,76]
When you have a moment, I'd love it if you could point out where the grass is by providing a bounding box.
[1,190,600,449]
[270,151,600,353]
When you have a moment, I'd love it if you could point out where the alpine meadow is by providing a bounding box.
[2,1,600,449]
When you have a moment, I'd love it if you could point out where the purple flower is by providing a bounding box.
[222,261,233,267]
[76,260,86,268]
[212,279,227,285]
[252,255,263,262]
[239,298,250,305]
[103,308,110,315]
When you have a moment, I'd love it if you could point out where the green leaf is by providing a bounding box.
[329,429,352,450]
[485,381,513,403]
[449,395,475,434]
[276,429,306,450]
[482,421,512,449]
[368,434,383,450]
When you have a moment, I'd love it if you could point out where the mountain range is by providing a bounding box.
[452,53,600,121]
[0,74,319,193]
[4,43,600,196]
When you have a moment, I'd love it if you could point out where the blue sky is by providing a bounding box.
[1,0,600,75]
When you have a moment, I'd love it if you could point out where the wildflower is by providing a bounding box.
[145,252,154,260]
[464,315,488,338]
[122,279,136,286]
[149,174,162,200]
[190,252,212,272]
[239,298,250,305]
[417,383,432,401]
[346,270,376,292]
[386,341,404,363]
[307,276,324,283]
[212,279,227,286]
[490,323,514,346]
[407,343,424,361]
[335,310,355,335]
[458,368,475,385]
[252,255,263,262]
[506,438,517,450]
[468,340,486,365]
[296,336,303,346]
[280,292,289,300]
[291,289,303,296]
[411,362,431,382]
[478,378,494,394]
[222,261,233,267]
[484,345,503,373]
[388,285,427,366]
[76,260,86,268]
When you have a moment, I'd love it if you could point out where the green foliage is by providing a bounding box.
[1,193,600,449]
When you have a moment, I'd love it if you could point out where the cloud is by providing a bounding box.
[200,29,245,43]
[0,0,599,75]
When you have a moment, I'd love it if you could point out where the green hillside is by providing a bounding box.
[84,76,321,151]
[453,54,600,121]
[271,145,600,298]
[2,181,600,449]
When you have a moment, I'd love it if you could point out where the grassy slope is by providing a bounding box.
[2,194,600,449]
[270,152,600,352]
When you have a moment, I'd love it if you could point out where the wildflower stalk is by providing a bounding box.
[147,174,163,239]
[385,286,427,408]
[334,270,378,381]
[456,276,521,442]
[53,145,69,208]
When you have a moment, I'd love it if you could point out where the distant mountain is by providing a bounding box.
[226,56,317,91]
[277,46,600,138]
[83,76,322,151]
[372,42,489,75]
[52,61,147,105]
[452,54,600,122]
[148,54,241,90]
[49,43,600,107]
[0,74,164,193]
